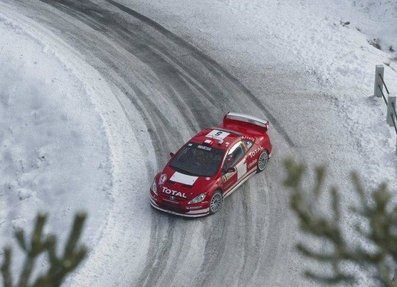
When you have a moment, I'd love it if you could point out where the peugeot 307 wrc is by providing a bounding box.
[149,112,272,217]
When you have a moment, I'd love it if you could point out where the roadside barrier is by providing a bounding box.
[374,65,397,154]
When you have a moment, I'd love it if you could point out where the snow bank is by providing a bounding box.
[0,12,112,260]
[0,8,151,283]
[320,0,397,58]
[0,2,155,285]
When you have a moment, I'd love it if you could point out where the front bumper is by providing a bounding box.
[149,191,210,218]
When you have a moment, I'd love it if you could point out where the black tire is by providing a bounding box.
[209,191,223,214]
[257,151,269,173]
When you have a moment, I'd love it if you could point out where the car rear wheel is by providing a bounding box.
[209,191,223,214]
[257,151,269,173]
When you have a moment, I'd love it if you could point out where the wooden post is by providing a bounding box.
[386,95,397,155]
[374,65,384,98]
[393,265,397,287]
[387,95,396,127]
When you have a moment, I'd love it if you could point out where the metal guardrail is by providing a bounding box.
[374,65,397,153]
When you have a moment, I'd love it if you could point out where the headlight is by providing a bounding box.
[151,180,158,194]
[189,193,206,204]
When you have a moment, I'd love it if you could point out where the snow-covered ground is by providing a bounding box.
[0,0,396,286]
[126,0,397,184]
[0,14,111,268]
[0,6,151,280]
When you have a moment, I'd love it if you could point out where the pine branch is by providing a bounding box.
[304,269,355,285]
[296,243,336,262]
[1,247,12,287]
[33,213,87,287]
[18,214,48,287]
[283,159,397,286]
[0,212,87,287]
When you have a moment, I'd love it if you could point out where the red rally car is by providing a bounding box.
[149,112,272,217]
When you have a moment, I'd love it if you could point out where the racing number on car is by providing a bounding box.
[206,130,230,140]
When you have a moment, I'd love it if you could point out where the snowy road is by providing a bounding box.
[1,0,395,286]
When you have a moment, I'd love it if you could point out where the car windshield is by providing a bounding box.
[169,142,225,177]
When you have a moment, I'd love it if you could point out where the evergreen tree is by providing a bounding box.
[1,212,87,287]
[283,159,397,287]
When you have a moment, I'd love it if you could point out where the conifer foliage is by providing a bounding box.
[283,159,397,287]
[1,212,87,287]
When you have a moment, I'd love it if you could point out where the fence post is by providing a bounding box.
[387,94,397,155]
[387,95,396,127]
[374,65,384,98]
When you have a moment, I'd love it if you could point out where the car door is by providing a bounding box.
[241,139,257,172]
[221,141,247,193]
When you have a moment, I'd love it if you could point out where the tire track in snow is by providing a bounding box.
[5,1,298,286]
[105,0,295,147]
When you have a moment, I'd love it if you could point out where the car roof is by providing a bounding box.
[189,127,242,151]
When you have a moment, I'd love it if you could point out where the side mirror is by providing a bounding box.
[170,152,175,158]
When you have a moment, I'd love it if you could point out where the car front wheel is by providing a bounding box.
[209,191,223,214]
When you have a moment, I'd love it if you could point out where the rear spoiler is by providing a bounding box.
[223,112,269,133]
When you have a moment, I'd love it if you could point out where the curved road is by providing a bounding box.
[0,0,333,286]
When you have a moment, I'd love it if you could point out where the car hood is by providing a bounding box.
[157,166,214,200]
